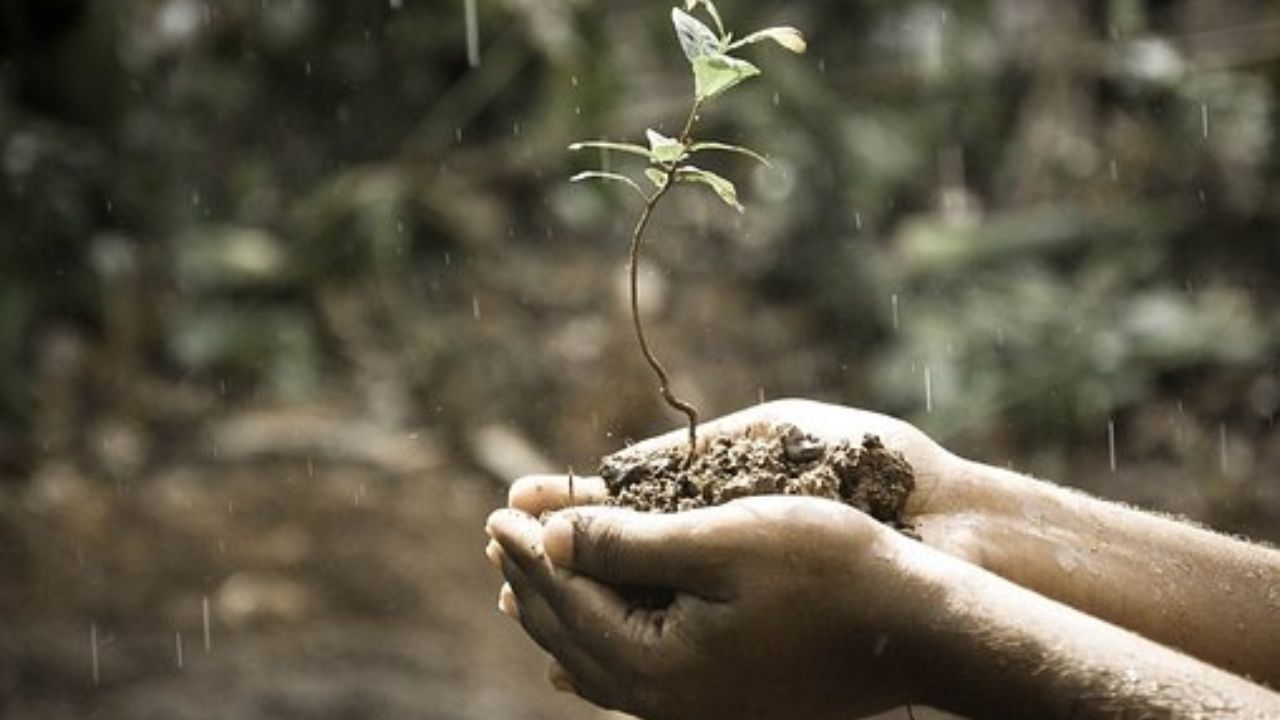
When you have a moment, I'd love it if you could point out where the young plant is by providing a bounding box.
[570,0,805,466]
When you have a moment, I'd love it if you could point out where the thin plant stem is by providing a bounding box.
[628,101,703,467]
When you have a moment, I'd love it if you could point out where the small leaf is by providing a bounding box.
[688,141,772,167]
[727,26,807,54]
[645,168,670,189]
[645,129,687,165]
[671,8,720,62]
[676,165,743,212]
[692,54,760,101]
[569,141,654,160]
[570,171,648,199]
[683,0,725,37]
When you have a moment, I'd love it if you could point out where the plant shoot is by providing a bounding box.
[570,0,805,465]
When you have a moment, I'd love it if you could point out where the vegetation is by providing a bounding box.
[1,0,1277,513]
[568,1,806,465]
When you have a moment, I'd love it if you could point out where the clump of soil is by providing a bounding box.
[599,424,916,527]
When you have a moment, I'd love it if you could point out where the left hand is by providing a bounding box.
[485,496,941,720]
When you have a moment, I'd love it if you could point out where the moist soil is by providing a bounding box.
[599,423,916,527]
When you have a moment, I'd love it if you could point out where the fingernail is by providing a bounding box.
[498,584,519,619]
[542,514,574,567]
[485,540,502,567]
[548,667,576,693]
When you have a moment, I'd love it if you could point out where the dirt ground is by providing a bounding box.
[1,381,1272,720]
[0,401,604,720]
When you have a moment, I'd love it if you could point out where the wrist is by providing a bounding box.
[853,529,971,710]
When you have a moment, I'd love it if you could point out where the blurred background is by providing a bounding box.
[1,0,1277,718]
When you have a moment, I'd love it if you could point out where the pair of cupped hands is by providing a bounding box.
[485,400,979,719]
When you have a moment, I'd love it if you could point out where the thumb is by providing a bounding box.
[542,506,732,597]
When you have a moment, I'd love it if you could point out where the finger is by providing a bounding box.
[497,523,673,673]
[508,474,609,516]
[542,506,736,596]
[546,658,576,693]
[546,657,628,714]
[500,553,624,708]
[487,508,549,573]
[498,582,519,620]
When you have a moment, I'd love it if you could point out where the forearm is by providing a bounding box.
[910,456,1280,686]
[901,542,1280,719]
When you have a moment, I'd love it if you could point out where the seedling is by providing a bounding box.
[570,0,805,466]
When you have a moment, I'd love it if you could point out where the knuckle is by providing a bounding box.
[587,518,628,572]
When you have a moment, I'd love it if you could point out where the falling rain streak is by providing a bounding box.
[464,0,480,67]
[1201,103,1210,140]
[1219,422,1229,474]
[891,293,900,331]
[924,366,933,413]
[1108,419,1117,473]
[202,595,212,653]
[90,623,100,685]
[175,631,184,669]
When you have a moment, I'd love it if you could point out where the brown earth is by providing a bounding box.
[599,423,916,527]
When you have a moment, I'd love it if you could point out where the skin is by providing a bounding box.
[486,399,1280,718]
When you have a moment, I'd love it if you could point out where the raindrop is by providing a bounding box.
[464,0,481,67]
[817,58,826,73]
[1109,159,1119,182]
[512,121,521,136]
[175,631,184,669]
[305,61,312,76]
[1200,103,1209,140]
[757,386,766,404]
[90,623,100,685]
[923,366,933,413]
[1107,419,1117,473]
[571,75,579,87]
[455,127,463,143]
[472,294,482,320]
[854,211,863,230]
[890,293,900,331]
[772,92,780,107]
[1219,422,1229,475]
[202,595,212,653]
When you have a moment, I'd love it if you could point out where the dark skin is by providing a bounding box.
[487,399,1280,718]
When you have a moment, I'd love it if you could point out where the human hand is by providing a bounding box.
[486,496,941,719]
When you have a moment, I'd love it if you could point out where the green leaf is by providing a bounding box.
[645,168,670,189]
[727,26,807,54]
[645,129,687,165]
[688,141,772,167]
[692,53,760,101]
[676,165,743,212]
[671,8,720,62]
[570,171,648,199]
[683,0,725,37]
[568,141,654,160]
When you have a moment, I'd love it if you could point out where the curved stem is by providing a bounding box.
[629,101,703,467]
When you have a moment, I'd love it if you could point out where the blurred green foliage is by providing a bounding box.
[1,0,1278,471]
